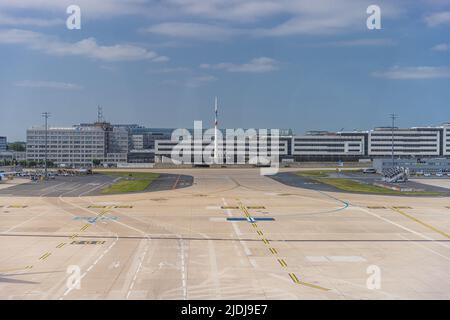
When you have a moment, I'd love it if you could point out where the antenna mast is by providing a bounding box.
[97,105,103,123]
[214,97,218,163]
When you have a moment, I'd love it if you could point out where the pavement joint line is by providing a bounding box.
[391,208,450,239]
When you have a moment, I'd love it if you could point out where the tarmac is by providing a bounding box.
[0,168,450,300]
[271,171,450,196]
[0,173,193,197]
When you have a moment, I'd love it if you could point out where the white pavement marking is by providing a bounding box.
[222,198,252,256]
[3,211,48,233]
[60,235,119,299]
[306,256,367,262]
[2,182,69,233]
[77,181,112,197]
[398,234,450,262]
[39,182,67,194]
[209,217,226,222]
[249,258,258,268]
[178,236,188,300]
[126,239,150,299]
[357,206,450,250]
[208,240,221,299]
[63,196,147,236]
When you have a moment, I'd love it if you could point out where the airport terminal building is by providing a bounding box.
[0,136,6,152]
[23,120,450,167]
[368,127,443,157]
[152,124,450,165]
[154,131,290,165]
[291,131,368,162]
[26,122,128,167]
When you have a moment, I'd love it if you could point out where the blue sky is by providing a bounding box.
[1,0,450,141]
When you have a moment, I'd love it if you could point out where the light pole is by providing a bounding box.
[389,113,398,169]
[42,112,51,179]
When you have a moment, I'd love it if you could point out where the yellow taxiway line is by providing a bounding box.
[238,200,331,292]
[39,252,51,260]
[391,208,450,239]
[278,259,287,267]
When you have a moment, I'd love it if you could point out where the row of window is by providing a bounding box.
[370,133,438,137]
[293,138,363,142]
[370,144,438,147]
[370,138,438,142]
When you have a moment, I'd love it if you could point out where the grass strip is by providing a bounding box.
[99,171,160,194]
[295,171,444,196]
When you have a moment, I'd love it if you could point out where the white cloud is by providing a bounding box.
[143,22,237,40]
[162,0,285,22]
[321,38,396,47]
[149,67,191,74]
[0,29,167,62]
[186,75,217,87]
[142,0,400,40]
[432,43,450,51]
[425,11,450,26]
[201,57,279,73]
[0,0,148,18]
[0,13,63,27]
[162,74,217,87]
[0,1,402,40]
[14,80,83,90]
[372,66,450,79]
[152,55,170,62]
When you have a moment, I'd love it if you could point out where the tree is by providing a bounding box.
[7,142,26,152]
[92,159,101,166]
